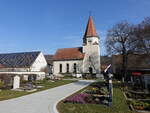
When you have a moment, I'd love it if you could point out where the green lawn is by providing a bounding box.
[57,82,134,113]
[0,80,75,101]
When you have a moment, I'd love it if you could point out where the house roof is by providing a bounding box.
[83,16,98,38]
[53,47,84,61]
[44,55,54,65]
[0,51,41,68]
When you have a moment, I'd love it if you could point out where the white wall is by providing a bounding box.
[31,52,47,72]
[53,60,83,75]
[0,68,29,72]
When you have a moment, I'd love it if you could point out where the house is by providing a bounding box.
[0,51,47,89]
[112,54,150,90]
[53,16,101,77]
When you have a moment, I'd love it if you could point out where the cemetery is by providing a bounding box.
[0,1,149,112]
[122,83,150,112]
[57,80,132,113]
[0,78,75,101]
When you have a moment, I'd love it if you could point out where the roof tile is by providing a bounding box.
[0,51,41,68]
[84,16,98,38]
[53,47,84,60]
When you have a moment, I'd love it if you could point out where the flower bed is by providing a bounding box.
[126,91,150,99]
[64,92,108,105]
[127,100,150,111]
[124,87,150,112]
[64,93,91,104]
[84,86,108,95]
[64,82,109,105]
[122,86,150,112]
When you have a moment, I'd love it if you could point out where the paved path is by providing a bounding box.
[0,80,94,113]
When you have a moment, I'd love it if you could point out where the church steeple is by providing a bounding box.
[82,16,101,76]
[83,16,99,44]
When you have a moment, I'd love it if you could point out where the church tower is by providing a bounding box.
[82,16,101,77]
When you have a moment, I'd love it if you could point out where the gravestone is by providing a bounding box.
[13,75,20,89]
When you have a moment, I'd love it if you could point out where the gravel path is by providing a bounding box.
[0,80,94,113]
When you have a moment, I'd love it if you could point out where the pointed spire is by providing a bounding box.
[83,16,98,38]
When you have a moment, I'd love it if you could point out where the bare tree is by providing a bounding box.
[105,21,134,80]
[132,17,150,55]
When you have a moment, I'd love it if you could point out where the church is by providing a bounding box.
[53,16,101,77]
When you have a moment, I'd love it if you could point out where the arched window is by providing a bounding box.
[89,67,93,74]
[59,64,62,73]
[74,63,77,73]
[66,64,69,73]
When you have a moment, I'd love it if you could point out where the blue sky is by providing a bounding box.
[0,0,150,55]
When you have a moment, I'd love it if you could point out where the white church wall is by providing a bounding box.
[53,60,83,76]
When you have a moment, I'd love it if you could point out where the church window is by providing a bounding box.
[89,67,93,74]
[74,63,77,73]
[59,64,62,73]
[66,64,69,73]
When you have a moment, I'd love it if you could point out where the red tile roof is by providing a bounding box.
[84,16,98,38]
[53,47,84,61]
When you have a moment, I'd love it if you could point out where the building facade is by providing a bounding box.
[112,54,150,90]
[0,51,48,89]
[53,16,101,77]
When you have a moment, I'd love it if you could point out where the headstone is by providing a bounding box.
[122,77,124,83]
[13,75,20,89]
